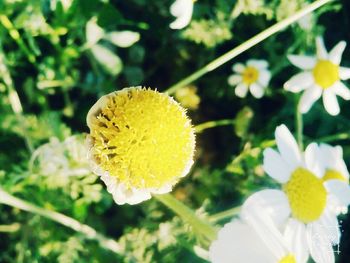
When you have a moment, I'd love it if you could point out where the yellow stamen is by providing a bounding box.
[323,169,348,183]
[279,254,296,263]
[242,66,259,85]
[284,167,327,223]
[87,87,195,189]
[313,60,339,89]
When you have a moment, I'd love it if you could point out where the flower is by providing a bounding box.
[86,87,195,205]
[284,37,350,116]
[209,201,307,263]
[228,59,271,98]
[174,85,200,110]
[259,124,350,262]
[170,0,194,30]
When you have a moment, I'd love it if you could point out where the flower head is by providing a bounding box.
[170,0,194,30]
[174,85,200,110]
[228,59,271,98]
[284,37,350,116]
[86,87,195,205]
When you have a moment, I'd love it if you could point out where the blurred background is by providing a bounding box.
[1,0,350,262]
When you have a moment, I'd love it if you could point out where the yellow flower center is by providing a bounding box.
[323,169,348,183]
[313,60,339,89]
[88,88,195,189]
[242,66,259,85]
[278,254,296,263]
[283,167,327,223]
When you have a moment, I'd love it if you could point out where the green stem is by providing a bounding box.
[195,119,236,133]
[295,95,303,150]
[209,206,241,223]
[318,133,350,143]
[0,223,20,233]
[165,0,333,94]
[0,187,123,255]
[154,194,217,244]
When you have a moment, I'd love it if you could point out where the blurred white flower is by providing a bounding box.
[260,124,350,263]
[284,37,350,116]
[170,0,194,30]
[228,59,271,98]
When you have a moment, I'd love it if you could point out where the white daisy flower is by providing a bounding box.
[169,0,194,30]
[257,124,350,263]
[209,201,308,263]
[284,37,350,116]
[228,59,271,99]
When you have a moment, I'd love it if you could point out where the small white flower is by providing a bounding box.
[284,37,350,116]
[228,59,271,99]
[169,0,194,30]
[258,124,350,263]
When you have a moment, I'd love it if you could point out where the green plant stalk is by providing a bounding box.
[154,194,217,243]
[165,0,333,94]
[295,95,304,150]
[318,133,350,143]
[195,119,236,133]
[208,206,241,223]
[0,187,123,255]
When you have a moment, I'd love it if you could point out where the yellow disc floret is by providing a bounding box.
[283,167,327,223]
[323,169,348,183]
[278,254,296,263]
[87,87,195,189]
[313,60,339,89]
[242,66,259,85]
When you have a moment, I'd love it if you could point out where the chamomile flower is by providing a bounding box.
[209,201,308,263]
[258,124,350,263]
[174,85,200,110]
[284,37,350,116]
[86,87,195,205]
[170,0,194,30]
[228,59,271,98]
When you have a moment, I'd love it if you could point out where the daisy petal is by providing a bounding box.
[329,41,346,65]
[323,90,340,116]
[247,59,268,69]
[324,180,350,207]
[316,37,328,60]
[333,81,350,100]
[275,124,302,168]
[287,55,317,70]
[263,148,292,183]
[305,142,323,178]
[284,219,308,263]
[232,63,245,73]
[258,70,271,87]
[284,72,314,93]
[170,0,193,29]
[299,86,322,113]
[228,74,242,86]
[307,223,335,263]
[339,67,350,80]
[319,210,341,245]
[250,83,264,98]
[235,83,248,98]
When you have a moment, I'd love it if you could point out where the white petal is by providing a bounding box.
[232,63,245,73]
[339,67,350,80]
[329,41,346,65]
[242,189,290,227]
[235,83,248,98]
[104,31,140,48]
[284,219,308,263]
[305,142,324,178]
[249,83,264,98]
[247,59,268,69]
[275,124,302,168]
[323,90,340,116]
[299,86,322,113]
[307,222,335,263]
[333,81,350,100]
[263,148,292,183]
[170,0,193,29]
[287,55,317,70]
[258,69,271,87]
[324,180,350,207]
[316,37,329,60]
[319,210,341,245]
[284,72,314,93]
[227,74,242,86]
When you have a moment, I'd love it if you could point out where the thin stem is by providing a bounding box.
[0,223,20,233]
[0,187,123,255]
[165,0,333,94]
[318,133,350,143]
[295,96,304,150]
[208,206,241,223]
[154,194,217,244]
[195,119,235,133]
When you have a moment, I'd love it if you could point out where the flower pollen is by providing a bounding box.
[242,66,259,85]
[278,254,296,263]
[283,167,327,223]
[313,60,339,89]
[88,88,195,190]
